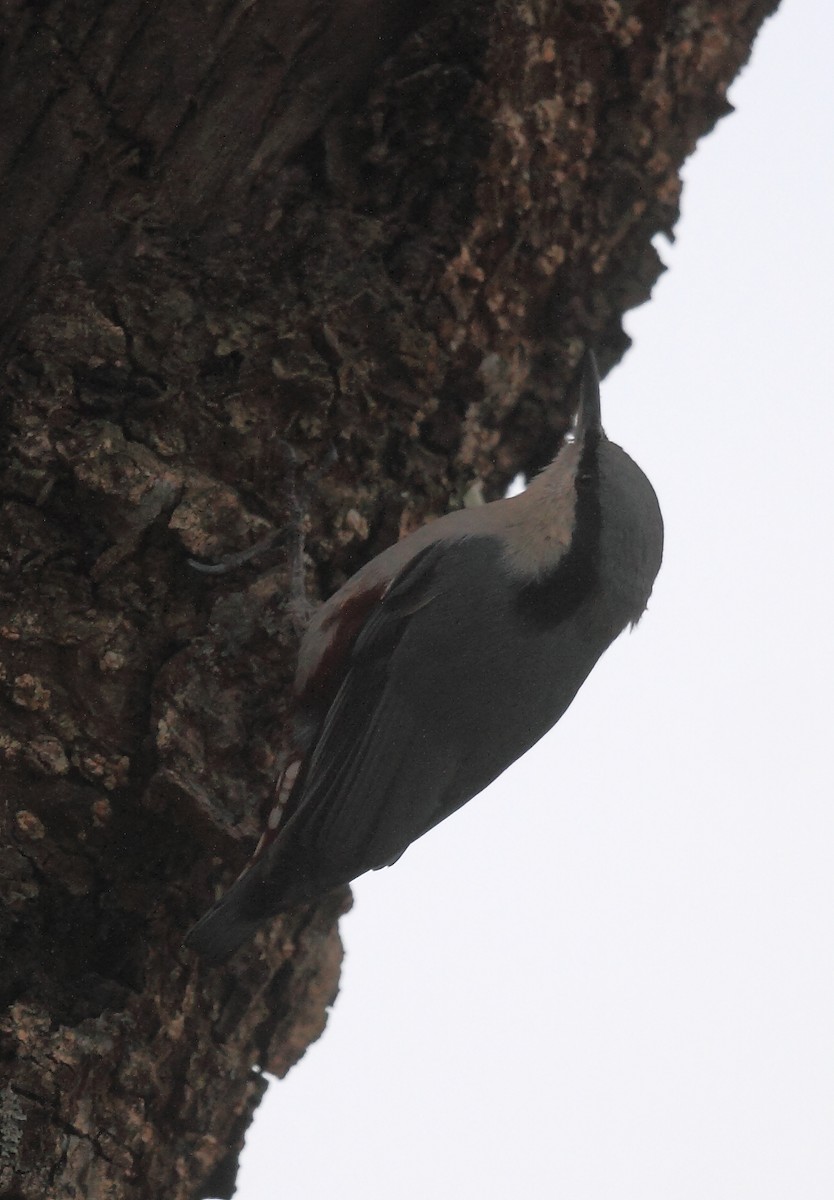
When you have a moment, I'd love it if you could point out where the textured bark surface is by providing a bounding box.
[0,0,778,1196]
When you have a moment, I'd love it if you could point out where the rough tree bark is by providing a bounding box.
[0,1,778,1196]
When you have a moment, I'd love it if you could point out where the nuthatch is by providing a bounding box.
[186,353,663,960]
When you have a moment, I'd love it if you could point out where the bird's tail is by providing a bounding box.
[184,871,268,963]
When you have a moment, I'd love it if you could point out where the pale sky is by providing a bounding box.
[236,3,834,1196]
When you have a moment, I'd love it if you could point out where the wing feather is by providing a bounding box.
[284,541,452,864]
[280,537,520,876]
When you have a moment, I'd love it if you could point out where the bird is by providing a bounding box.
[186,352,663,961]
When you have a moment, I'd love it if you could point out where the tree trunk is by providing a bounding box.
[0,1,778,1195]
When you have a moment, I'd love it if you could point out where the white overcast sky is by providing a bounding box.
[236,3,834,1197]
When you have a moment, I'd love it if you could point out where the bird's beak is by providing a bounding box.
[576,350,602,438]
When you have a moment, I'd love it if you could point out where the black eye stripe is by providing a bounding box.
[515,433,601,628]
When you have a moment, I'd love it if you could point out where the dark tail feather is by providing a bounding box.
[184,878,265,963]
